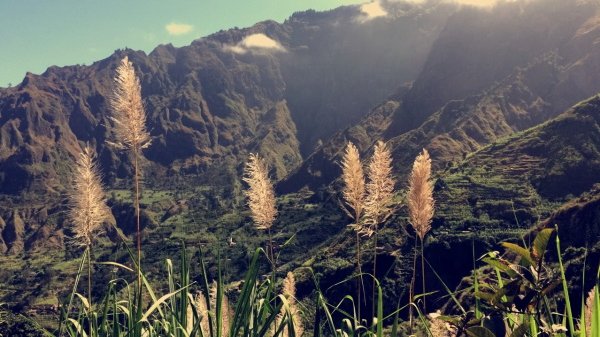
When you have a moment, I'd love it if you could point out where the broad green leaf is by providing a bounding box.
[531,228,554,263]
[482,257,517,277]
[501,242,533,267]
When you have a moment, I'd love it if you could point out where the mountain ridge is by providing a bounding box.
[1,0,600,317]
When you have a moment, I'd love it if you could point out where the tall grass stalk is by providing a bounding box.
[67,146,110,333]
[340,141,366,321]
[364,141,395,320]
[109,56,151,325]
[243,153,277,272]
[407,149,434,322]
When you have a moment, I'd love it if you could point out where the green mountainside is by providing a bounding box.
[0,0,599,326]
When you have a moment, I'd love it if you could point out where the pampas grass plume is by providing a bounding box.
[243,153,277,230]
[408,149,434,240]
[584,287,596,337]
[68,146,110,247]
[341,141,366,231]
[363,141,395,236]
[109,56,151,150]
[281,272,303,337]
[284,272,303,337]
[195,291,210,336]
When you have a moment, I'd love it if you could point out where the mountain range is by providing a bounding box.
[0,0,599,317]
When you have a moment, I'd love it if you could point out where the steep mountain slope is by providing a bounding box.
[0,2,454,255]
[293,92,600,317]
[279,0,600,194]
[436,94,600,231]
[538,185,600,249]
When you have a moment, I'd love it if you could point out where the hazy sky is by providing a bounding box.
[0,0,363,87]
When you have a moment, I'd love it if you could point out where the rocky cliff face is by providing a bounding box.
[0,1,451,198]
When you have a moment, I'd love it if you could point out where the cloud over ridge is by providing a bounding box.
[224,33,286,54]
[165,22,193,36]
[358,1,388,22]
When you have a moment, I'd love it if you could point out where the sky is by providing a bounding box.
[0,0,364,87]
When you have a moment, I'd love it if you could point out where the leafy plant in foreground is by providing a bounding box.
[467,227,600,337]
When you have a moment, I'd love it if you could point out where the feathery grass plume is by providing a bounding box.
[408,149,434,240]
[68,146,110,247]
[243,153,278,270]
[281,272,303,337]
[221,294,233,337]
[243,153,277,230]
[194,291,210,336]
[341,141,366,228]
[186,300,194,335]
[584,287,596,337]
[67,145,110,324]
[363,141,395,236]
[408,148,434,324]
[109,56,151,151]
[199,281,232,337]
[340,141,366,321]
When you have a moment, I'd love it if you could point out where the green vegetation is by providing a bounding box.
[2,216,596,337]
[1,3,600,335]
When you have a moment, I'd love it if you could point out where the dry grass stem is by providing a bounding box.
[363,141,396,237]
[68,146,110,247]
[408,148,434,240]
[243,153,277,230]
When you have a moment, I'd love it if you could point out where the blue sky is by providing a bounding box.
[0,0,363,87]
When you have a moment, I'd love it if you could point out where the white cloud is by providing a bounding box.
[224,33,286,54]
[455,0,502,6]
[358,1,388,22]
[402,0,512,7]
[165,22,193,36]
